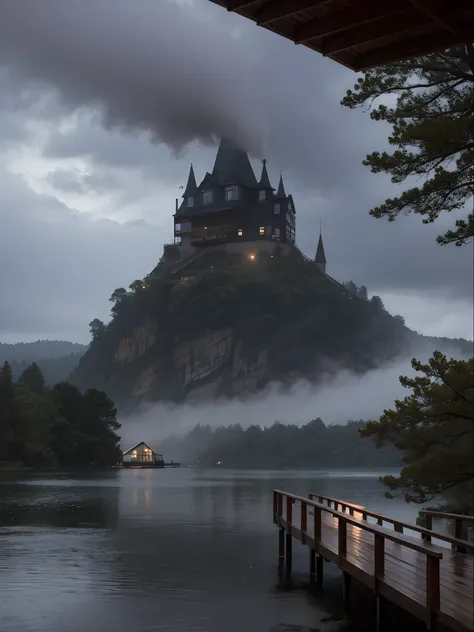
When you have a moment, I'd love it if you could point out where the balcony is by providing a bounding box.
[189,225,231,243]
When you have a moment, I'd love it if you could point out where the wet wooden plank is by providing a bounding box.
[273,491,474,632]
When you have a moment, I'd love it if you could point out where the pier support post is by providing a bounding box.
[278,528,285,561]
[285,532,292,572]
[309,548,316,581]
[342,571,352,613]
[316,554,324,588]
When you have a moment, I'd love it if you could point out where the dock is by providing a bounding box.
[273,490,473,632]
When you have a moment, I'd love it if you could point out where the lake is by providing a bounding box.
[0,468,425,632]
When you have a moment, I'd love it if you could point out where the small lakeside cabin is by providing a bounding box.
[122,442,164,468]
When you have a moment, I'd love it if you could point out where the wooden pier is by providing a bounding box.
[273,490,473,632]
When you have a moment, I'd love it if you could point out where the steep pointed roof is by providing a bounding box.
[276,173,286,197]
[182,164,197,197]
[212,138,257,188]
[315,234,327,264]
[258,160,273,189]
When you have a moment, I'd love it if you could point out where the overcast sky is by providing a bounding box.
[0,0,472,344]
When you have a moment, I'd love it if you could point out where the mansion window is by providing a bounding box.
[202,190,213,205]
[259,189,266,202]
[259,226,265,235]
[274,203,280,214]
[225,185,239,201]
[237,228,243,237]
[273,227,280,239]
[187,196,194,207]
[175,220,191,234]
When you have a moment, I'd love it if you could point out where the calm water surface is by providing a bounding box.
[0,468,422,632]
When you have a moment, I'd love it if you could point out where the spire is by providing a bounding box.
[315,231,327,275]
[182,164,197,197]
[276,173,286,197]
[259,159,272,189]
[212,138,257,188]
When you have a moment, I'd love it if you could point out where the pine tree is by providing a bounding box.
[18,362,46,395]
[360,352,474,504]
[342,44,474,246]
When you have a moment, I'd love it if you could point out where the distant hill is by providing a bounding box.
[70,248,472,410]
[0,340,88,385]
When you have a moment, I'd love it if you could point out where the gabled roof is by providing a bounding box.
[315,234,327,264]
[211,138,258,188]
[122,441,159,455]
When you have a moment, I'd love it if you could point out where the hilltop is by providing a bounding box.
[0,340,88,385]
[70,248,471,410]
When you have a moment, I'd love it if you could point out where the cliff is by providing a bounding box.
[70,249,471,410]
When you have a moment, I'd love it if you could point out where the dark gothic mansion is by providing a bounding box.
[166,138,326,275]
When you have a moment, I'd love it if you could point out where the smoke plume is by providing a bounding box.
[0,0,266,154]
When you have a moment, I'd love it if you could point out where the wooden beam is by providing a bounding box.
[353,24,474,70]
[255,0,331,26]
[225,0,259,11]
[294,0,411,45]
[409,0,459,33]
[321,8,426,55]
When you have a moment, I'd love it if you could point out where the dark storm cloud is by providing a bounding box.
[0,0,267,155]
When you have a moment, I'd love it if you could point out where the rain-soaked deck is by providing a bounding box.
[273,490,473,632]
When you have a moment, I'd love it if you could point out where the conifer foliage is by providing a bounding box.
[342,44,474,246]
[361,352,474,505]
[0,361,121,468]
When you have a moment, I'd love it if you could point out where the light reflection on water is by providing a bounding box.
[0,468,421,632]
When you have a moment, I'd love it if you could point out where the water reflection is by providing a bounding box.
[1,467,415,632]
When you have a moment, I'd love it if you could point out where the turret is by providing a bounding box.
[276,173,286,198]
[182,164,197,208]
[315,233,327,275]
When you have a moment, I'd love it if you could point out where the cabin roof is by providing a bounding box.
[122,441,162,456]
[208,0,474,71]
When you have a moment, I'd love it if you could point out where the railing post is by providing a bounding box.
[314,506,322,541]
[426,555,440,630]
[301,501,307,532]
[374,533,385,583]
[338,516,347,556]
[422,513,433,542]
[273,490,277,519]
[277,492,283,518]
[286,497,293,525]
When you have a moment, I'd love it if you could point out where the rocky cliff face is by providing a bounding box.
[70,250,472,410]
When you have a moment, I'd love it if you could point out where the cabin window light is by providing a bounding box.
[259,226,265,235]
[259,189,266,201]
[249,254,256,261]
[225,185,239,201]
[237,228,243,237]
[202,190,213,205]
[274,203,280,214]
[187,196,194,207]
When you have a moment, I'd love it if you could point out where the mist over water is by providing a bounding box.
[119,347,461,447]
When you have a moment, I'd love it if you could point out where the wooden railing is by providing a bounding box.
[308,492,474,554]
[420,510,474,552]
[274,490,444,625]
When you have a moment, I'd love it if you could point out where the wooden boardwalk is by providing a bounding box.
[273,490,473,632]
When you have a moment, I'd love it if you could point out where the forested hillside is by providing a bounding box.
[71,249,471,409]
[158,419,401,469]
[0,341,87,385]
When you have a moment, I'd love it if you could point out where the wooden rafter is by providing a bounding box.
[225,0,259,11]
[255,0,331,26]
[409,0,460,33]
[320,9,427,55]
[294,0,411,45]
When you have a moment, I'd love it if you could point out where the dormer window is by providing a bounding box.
[259,189,266,202]
[225,185,239,201]
[202,190,213,205]
[274,203,280,214]
[187,196,194,207]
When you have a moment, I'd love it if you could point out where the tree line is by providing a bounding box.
[0,361,121,468]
